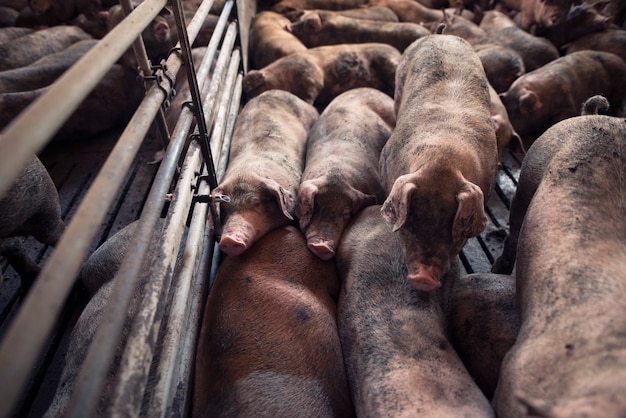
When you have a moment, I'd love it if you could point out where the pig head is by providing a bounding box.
[381,168,487,292]
[296,176,378,260]
[515,0,574,31]
[213,173,297,256]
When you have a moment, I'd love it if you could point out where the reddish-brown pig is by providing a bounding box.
[448,272,520,399]
[193,226,354,417]
[0,25,92,71]
[288,9,430,51]
[242,42,400,107]
[0,38,96,93]
[514,0,574,31]
[491,114,626,417]
[296,87,394,261]
[248,10,307,70]
[336,205,494,416]
[499,50,626,140]
[373,0,478,25]
[210,90,318,256]
[479,9,559,72]
[379,34,498,292]
[563,27,626,62]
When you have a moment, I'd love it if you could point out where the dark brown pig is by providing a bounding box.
[0,38,96,93]
[448,272,520,399]
[193,226,354,418]
[287,9,430,51]
[0,155,65,288]
[513,0,574,32]
[336,205,494,416]
[491,115,626,417]
[248,10,307,70]
[499,50,626,140]
[242,42,400,107]
[210,90,318,256]
[563,27,626,62]
[295,87,394,261]
[479,9,559,72]
[0,25,92,71]
[379,34,498,292]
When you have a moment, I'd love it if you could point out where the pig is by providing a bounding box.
[0,25,92,71]
[513,0,574,32]
[479,9,559,72]
[537,1,616,48]
[0,155,65,288]
[248,10,307,70]
[210,90,318,256]
[193,225,354,417]
[489,82,524,160]
[267,0,367,14]
[295,87,395,261]
[0,38,97,93]
[491,114,626,417]
[287,9,431,51]
[335,205,494,416]
[0,62,145,141]
[448,272,520,399]
[499,50,626,140]
[242,42,400,108]
[379,34,498,292]
[372,0,478,25]
[284,6,400,22]
[563,27,626,62]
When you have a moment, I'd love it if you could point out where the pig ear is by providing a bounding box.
[381,174,418,232]
[305,13,323,32]
[346,185,379,214]
[242,71,265,93]
[295,181,318,229]
[452,181,487,251]
[519,90,541,115]
[264,179,295,221]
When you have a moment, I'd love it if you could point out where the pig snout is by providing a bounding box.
[407,262,442,292]
[218,217,258,256]
[153,19,170,43]
[306,238,335,261]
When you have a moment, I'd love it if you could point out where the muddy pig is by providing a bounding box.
[491,115,626,417]
[287,9,430,51]
[193,225,354,417]
[500,50,626,141]
[513,0,574,32]
[336,205,494,416]
[296,87,394,261]
[479,9,559,72]
[448,272,520,399]
[563,27,626,62]
[380,34,498,292]
[210,90,318,256]
[0,25,92,71]
[248,10,307,70]
[243,42,400,108]
[0,38,96,93]
[0,154,65,288]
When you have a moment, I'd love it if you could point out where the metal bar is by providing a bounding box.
[0,0,167,198]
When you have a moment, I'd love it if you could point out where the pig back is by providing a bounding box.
[493,115,626,417]
[193,225,353,417]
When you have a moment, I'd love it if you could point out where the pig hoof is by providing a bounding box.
[219,236,248,256]
[307,241,335,261]
[407,274,441,292]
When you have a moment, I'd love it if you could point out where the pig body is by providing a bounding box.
[492,115,626,417]
[0,38,96,93]
[479,9,559,72]
[500,50,626,140]
[0,155,65,287]
[211,90,318,256]
[288,9,430,51]
[379,34,498,291]
[193,225,354,418]
[248,11,307,70]
[296,87,395,260]
[0,25,92,71]
[488,83,523,160]
[336,205,494,417]
[284,6,400,22]
[564,28,626,62]
[242,42,400,107]
[374,0,476,25]
[449,272,519,399]
[0,26,33,43]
